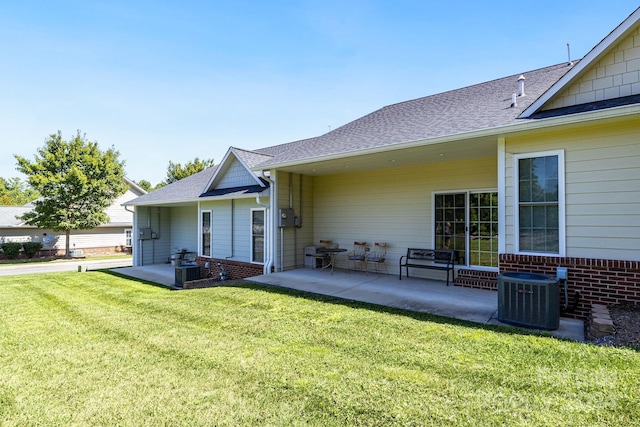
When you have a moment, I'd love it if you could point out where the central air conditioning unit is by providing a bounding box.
[498,272,560,330]
[175,265,200,287]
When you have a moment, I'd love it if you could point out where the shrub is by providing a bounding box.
[23,242,43,258]
[1,242,23,259]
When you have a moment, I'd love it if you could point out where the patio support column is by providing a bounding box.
[498,137,506,257]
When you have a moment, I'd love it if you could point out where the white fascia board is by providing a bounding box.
[520,7,640,118]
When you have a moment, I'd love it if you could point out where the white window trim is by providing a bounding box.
[250,207,266,264]
[124,229,132,247]
[513,149,566,257]
[199,209,212,258]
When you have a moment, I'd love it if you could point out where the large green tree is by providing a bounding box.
[15,130,128,257]
[164,157,214,185]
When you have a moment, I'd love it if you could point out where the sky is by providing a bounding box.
[1,1,638,186]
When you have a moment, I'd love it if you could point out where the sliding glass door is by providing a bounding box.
[434,191,498,268]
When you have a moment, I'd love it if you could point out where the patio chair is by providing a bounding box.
[366,242,388,274]
[347,241,367,272]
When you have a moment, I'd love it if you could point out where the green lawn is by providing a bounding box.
[0,272,638,426]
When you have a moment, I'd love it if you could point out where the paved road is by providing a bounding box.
[0,258,133,276]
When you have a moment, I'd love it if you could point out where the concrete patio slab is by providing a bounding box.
[112,264,585,341]
[247,269,585,342]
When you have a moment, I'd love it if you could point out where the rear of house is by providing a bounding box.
[126,7,640,321]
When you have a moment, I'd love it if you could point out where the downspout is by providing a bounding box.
[226,199,235,259]
[124,205,139,267]
[258,170,275,274]
[289,172,297,267]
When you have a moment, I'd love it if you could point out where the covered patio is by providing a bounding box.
[113,264,585,341]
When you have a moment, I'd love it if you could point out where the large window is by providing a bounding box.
[515,151,564,254]
[201,210,211,257]
[251,209,265,263]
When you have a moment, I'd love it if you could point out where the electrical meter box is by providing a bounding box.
[139,228,152,240]
[278,208,296,228]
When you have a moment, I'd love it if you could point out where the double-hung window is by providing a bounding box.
[251,208,265,263]
[201,210,212,257]
[514,150,564,255]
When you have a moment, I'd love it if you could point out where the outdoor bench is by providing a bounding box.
[399,248,456,286]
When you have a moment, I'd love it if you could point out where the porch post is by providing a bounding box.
[497,137,506,257]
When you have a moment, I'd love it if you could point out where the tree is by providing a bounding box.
[15,130,128,257]
[136,179,153,192]
[164,157,214,185]
[0,177,40,205]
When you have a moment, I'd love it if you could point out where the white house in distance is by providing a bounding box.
[125,8,640,321]
[0,177,146,256]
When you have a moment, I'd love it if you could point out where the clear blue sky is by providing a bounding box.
[1,1,638,186]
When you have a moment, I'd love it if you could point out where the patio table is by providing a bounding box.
[318,247,347,274]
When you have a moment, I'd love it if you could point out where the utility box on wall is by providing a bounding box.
[278,208,296,228]
[139,228,158,240]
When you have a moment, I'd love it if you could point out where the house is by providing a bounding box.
[125,8,640,320]
[0,177,146,257]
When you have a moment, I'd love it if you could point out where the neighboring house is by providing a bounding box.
[125,8,640,320]
[0,177,146,256]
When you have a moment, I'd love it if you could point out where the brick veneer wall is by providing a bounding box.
[499,254,640,320]
[195,257,264,282]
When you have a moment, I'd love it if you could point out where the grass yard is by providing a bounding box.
[0,272,638,426]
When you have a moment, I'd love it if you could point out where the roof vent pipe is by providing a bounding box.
[517,75,525,97]
[567,43,573,66]
[511,93,517,108]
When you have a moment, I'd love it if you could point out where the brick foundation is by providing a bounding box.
[195,257,264,282]
[499,254,640,321]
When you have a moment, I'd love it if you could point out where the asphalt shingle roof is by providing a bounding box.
[0,206,31,227]
[126,62,575,206]
[254,63,574,166]
[125,166,218,206]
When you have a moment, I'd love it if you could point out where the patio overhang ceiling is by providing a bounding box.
[267,134,498,176]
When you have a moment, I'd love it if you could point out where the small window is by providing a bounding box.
[251,209,265,263]
[125,229,132,247]
[515,151,564,255]
[201,211,212,257]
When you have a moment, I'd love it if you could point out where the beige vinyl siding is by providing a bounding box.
[0,227,128,249]
[136,206,172,265]
[169,206,198,253]
[505,121,640,260]
[277,172,314,270]
[309,157,497,276]
[544,27,640,110]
